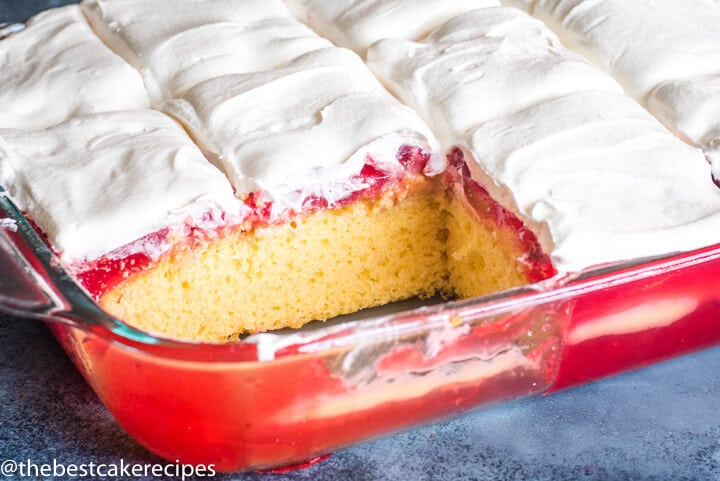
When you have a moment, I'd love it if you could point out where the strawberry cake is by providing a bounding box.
[1,1,720,342]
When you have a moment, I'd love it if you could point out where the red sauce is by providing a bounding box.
[76,251,154,299]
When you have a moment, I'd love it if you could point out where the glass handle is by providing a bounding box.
[0,190,168,344]
[0,224,60,317]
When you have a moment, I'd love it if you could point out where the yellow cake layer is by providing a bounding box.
[445,194,529,299]
[100,181,451,341]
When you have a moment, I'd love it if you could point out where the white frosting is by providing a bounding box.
[507,0,720,97]
[0,5,149,130]
[82,0,331,104]
[368,8,720,272]
[0,111,241,263]
[368,7,622,148]
[507,0,720,191]
[164,47,439,213]
[468,92,720,271]
[285,0,501,55]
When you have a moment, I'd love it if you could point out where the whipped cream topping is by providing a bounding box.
[0,5,149,130]
[0,111,241,263]
[82,0,331,104]
[368,7,622,148]
[468,92,720,271]
[285,0,501,55]
[505,0,720,97]
[164,47,439,212]
[505,0,720,186]
[367,7,720,272]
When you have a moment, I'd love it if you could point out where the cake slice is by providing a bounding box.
[0,111,253,343]
[163,48,439,200]
[82,0,332,103]
[365,7,720,276]
[504,0,720,185]
[0,5,149,129]
[148,46,447,339]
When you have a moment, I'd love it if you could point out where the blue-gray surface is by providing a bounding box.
[0,0,77,22]
[2,1,720,480]
[1,315,720,481]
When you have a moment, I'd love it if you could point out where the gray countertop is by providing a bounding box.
[2,1,720,479]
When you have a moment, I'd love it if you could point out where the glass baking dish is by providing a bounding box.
[2,186,720,473]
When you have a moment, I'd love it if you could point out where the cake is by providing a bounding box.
[1,1,719,342]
